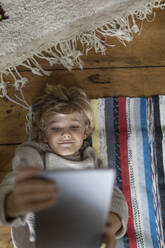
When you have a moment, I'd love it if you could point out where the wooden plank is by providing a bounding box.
[0,173,13,248]
[0,172,12,248]
[0,67,165,144]
[0,100,27,144]
[0,146,16,172]
[0,163,13,246]
[4,67,165,101]
[0,224,11,248]
[16,8,165,70]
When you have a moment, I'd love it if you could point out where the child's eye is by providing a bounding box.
[71,126,80,129]
[51,127,61,131]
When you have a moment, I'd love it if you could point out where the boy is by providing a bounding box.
[0,85,128,248]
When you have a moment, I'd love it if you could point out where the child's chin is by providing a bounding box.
[57,149,76,156]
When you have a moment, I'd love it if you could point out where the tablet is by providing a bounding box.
[35,168,115,248]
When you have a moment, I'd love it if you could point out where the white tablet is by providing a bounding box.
[35,168,115,248]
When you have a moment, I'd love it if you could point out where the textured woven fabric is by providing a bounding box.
[0,0,163,70]
[0,0,165,108]
[91,96,165,248]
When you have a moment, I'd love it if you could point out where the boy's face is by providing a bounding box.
[44,112,87,156]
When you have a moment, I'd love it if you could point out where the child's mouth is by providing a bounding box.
[59,142,73,145]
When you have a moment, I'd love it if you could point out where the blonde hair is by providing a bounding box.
[32,84,94,142]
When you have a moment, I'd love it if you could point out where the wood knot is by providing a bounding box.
[88,74,112,84]
[6,109,12,114]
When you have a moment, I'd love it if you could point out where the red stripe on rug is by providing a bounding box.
[118,98,137,248]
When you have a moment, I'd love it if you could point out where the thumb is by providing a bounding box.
[105,232,117,248]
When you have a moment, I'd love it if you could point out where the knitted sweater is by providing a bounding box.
[0,141,128,248]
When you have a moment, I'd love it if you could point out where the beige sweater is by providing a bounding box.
[0,141,128,248]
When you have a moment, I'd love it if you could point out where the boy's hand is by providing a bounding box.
[102,212,122,248]
[6,168,58,218]
[101,231,117,248]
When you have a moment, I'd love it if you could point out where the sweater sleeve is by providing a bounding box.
[12,144,44,170]
[0,143,44,227]
[110,186,128,239]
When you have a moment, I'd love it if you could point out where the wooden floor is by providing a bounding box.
[0,7,165,248]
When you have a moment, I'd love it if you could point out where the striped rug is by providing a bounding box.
[91,96,165,248]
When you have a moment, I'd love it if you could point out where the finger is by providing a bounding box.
[20,191,58,204]
[24,197,56,213]
[106,233,117,248]
[16,197,56,216]
[14,180,57,195]
[106,212,122,234]
[13,189,57,214]
[15,167,43,183]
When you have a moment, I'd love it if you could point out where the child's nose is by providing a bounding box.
[61,129,71,139]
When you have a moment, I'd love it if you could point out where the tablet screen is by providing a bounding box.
[35,169,115,248]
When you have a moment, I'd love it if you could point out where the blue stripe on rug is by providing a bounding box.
[134,98,154,248]
[140,98,159,247]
